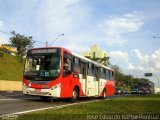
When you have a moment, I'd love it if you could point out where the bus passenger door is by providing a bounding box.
[94,67,99,96]
[61,52,73,97]
[86,63,99,96]
[80,62,87,95]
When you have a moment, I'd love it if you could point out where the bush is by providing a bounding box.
[0,49,4,58]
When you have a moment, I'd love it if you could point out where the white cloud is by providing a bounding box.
[110,51,129,64]
[108,49,160,84]
[23,0,93,53]
[63,42,88,53]
[52,34,94,53]
[127,63,134,70]
[0,21,3,27]
[125,49,160,79]
[105,14,143,34]
[98,12,143,45]
[34,0,89,40]
[152,50,160,70]
[14,0,92,52]
[0,20,9,44]
[133,49,149,63]
[124,65,145,78]
[0,38,9,44]
[127,64,144,71]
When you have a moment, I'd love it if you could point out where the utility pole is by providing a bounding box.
[155,75,160,93]
[158,78,160,92]
[45,41,48,47]
[130,75,133,87]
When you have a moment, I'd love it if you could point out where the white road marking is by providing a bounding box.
[0,99,21,101]
[0,99,110,117]
[0,98,38,101]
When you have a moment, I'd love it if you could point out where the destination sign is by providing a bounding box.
[29,48,60,54]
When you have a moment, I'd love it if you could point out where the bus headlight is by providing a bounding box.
[28,83,31,87]
[23,83,26,86]
[23,83,29,88]
[51,83,61,90]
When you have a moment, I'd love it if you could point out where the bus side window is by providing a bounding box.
[100,68,106,79]
[91,64,95,76]
[87,63,95,76]
[111,71,115,80]
[109,70,114,80]
[106,69,110,80]
[87,63,92,76]
[104,69,106,79]
[63,52,72,76]
[80,61,87,79]
[95,66,99,80]
[73,57,80,73]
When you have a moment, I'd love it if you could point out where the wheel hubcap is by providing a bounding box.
[73,91,77,99]
[103,91,106,98]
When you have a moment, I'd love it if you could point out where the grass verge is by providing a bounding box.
[0,53,24,81]
[17,95,160,120]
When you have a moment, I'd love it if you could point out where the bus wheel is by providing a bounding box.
[70,88,79,102]
[102,89,106,99]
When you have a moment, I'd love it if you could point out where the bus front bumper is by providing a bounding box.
[22,85,61,97]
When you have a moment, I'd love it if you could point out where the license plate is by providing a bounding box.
[35,89,41,92]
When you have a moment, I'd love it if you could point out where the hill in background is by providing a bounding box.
[0,53,24,81]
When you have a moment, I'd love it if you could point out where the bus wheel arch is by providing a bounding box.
[71,86,79,102]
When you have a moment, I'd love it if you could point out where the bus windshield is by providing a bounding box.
[24,49,61,81]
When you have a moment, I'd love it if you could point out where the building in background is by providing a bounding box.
[82,45,109,66]
[82,44,108,59]
[0,44,17,54]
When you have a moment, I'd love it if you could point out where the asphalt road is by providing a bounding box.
[0,91,124,116]
[0,91,66,115]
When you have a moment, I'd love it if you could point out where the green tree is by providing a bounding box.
[0,49,4,60]
[100,56,110,66]
[9,31,34,63]
[112,65,124,86]
[91,56,110,66]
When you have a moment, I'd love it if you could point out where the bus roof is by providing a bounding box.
[28,46,114,71]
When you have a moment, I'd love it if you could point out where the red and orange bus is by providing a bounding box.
[23,47,115,101]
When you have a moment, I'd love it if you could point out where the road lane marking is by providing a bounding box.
[0,99,21,101]
[0,98,39,101]
[0,98,110,117]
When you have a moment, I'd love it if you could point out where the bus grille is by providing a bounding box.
[29,91,49,96]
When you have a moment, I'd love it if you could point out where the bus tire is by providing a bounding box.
[102,89,106,99]
[70,87,79,102]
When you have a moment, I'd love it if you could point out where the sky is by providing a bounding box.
[0,0,160,87]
